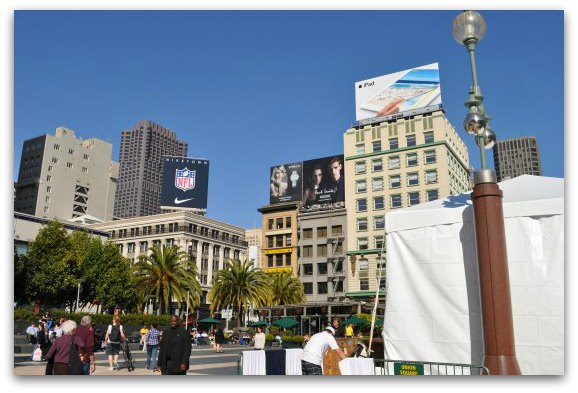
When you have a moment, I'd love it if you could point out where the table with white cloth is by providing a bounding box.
[240,348,303,375]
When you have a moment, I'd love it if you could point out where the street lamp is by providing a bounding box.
[452,10,521,375]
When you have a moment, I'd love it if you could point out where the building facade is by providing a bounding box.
[113,120,188,219]
[258,202,299,276]
[90,211,248,305]
[493,136,542,182]
[297,207,348,303]
[14,127,118,221]
[343,109,470,299]
[245,228,263,268]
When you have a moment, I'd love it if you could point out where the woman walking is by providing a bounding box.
[214,328,225,353]
[104,315,126,370]
[44,320,86,375]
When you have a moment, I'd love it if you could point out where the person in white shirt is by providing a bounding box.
[300,327,346,375]
[26,322,39,344]
[253,327,266,350]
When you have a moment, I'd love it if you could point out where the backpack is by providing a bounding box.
[67,336,83,375]
[109,325,121,343]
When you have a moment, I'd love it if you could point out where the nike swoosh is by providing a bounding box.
[174,197,194,204]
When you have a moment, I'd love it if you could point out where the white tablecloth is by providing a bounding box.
[242,350,266,375]
[338,358,375,375]
[284,348,303,375]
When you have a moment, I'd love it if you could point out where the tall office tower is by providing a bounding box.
[343,110,470,299]
[113,120,188,219]
[245,228,263,268]
[14,127,118,221]
[493,136,542,182]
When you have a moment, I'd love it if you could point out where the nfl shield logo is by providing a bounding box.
[175,167,196,191]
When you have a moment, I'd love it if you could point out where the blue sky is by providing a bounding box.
[13,10,564,229]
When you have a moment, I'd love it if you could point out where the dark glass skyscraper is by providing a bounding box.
[113,120,187,218]
[492,136,542,182]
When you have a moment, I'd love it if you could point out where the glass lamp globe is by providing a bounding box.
[452,10,487,45]
[475,126,497,149]
[464,111,487,135]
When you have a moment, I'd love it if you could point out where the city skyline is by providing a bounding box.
[14,10,564,228]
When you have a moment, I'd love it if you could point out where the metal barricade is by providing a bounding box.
[373,359,490,375]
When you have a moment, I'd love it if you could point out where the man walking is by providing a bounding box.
[158,315,191,375]
[76,315,96,375]
[301,326,346,375]
[145,323,161,371]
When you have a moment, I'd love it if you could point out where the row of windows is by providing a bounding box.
[355,131,435,155]
[354,150,437,175]
[120,240,240,260]
[355,170,438,193]
[356,216,384,231]
[301,260,343,276]
[52,145,90,160]
[303,281,343,295]
[267,234,292,248]
[301,243,343,257]
[301,225,343,239]
[267,216,292,230]
[266,253,292,267]
[356,189,440,214]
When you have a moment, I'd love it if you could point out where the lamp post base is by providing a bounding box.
[483,355,522,375]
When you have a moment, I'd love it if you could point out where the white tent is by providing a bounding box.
[383,175,564,375]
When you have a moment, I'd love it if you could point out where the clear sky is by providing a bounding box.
[13,10,564,229]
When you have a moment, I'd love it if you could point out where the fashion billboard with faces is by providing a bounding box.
[301,155,345,211]
[160,157,209,210]
[355,63,442,121]
[269,162,302,205]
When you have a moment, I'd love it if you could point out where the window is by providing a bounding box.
[285,254,292,266]
[372,159,383,172]
[285,217,292,228]
[46,175,52,182]
[318,262,328,275]
[425,150,437,164]
[389,138,398,150]
[359,258,369,290]
[83,154,89,160]
[335,280,344,293]
[356,198,367,212]
[51,157,59,164]
[391,194,402,208]
[82,167,88,173]
[43,206,49,213]
[267,236,274,248]
[275,254,283,267]
[140,242,148,252]
[48,165,53,172]
[303,264,313,276]
[407,172,419,186]
[317,244,327,257]
[285,234,292,246]
[331,225,343,236]
[389,155,400,169]
[318,282,328,294]
[356,180,367,193]
[389,175,401,188]
[373,196,384,210]
[53,144,60,151]
[303,283,313,295]
[407,153,418,166]
[424,131,434,144]
[372,177,384,191]
[302,228,313,239]
[409,192,420,206]
[355,161,366,174]
[374,216,385,230]
[427,189,439,201]
[358,237,368,250]
[267,255,274,267]
[268,219,274,230]
[317,227,327,238]
[360,279,369,291]
[357,218,368,231]
[45,196,50,203]
[66,162,73,169]
[372,140,382,152]
[46,186,52,193]
[406,135,416,146]
[275,235,283,247]
[303,246,313,258]
[356,144,365,155]
[68,148,75,155]
[375,236,385,249]
[425,170,438,184]
[128,243,135,253]
[276,218,283,229]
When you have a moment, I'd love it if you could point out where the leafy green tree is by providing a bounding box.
[132,244,201,315]
[14,246,30,305]
[208,259,270,327]
[268,270,306,306]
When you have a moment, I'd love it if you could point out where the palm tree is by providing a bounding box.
[208,259,270,327]
[268,270,306,306]
[132,244,201,315]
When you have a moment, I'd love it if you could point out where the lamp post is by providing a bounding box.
[452,10,521,375]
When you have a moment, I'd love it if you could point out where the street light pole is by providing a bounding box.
[75,282,81,313]
[453,10,521,375]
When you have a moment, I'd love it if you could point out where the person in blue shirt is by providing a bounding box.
[145,323,161,371]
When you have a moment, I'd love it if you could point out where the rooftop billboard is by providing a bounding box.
[355,63,442,121]
[161,157,209,210]
[269,162,303,205]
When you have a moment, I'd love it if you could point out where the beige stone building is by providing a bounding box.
[344,109,470,299]
[245,227,263,268]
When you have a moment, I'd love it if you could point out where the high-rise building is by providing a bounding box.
[114,120,188,219]
[14,127,118,221]
[245,228,262,268]
[493,136,542,182]
[343,109,470,300]
[258,202,299,276]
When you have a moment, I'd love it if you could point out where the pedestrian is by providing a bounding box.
[104,315,126,370]
[53,321,63,338]
[37,321,52,361]
[139,323,149,351]
[26,321,38,345]
[300,326,346,375]
[158,315,191,375]
[75,315,96,375]
[253,327,265,350]
[332,317,345,338]
[214,327,225,353]
[345,324,354,338]
[44,320,86,375]
[145,323,161,371]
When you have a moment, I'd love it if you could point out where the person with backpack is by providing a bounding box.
[104,315,126,370]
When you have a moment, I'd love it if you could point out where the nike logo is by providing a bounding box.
[174,197,194,204]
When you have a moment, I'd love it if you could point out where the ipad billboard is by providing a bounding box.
[161,157,209,210]
[355,63,442,121]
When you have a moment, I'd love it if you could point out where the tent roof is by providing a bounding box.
[386,175,564,232]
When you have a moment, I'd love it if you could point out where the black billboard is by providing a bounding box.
[269,162,302,205]
[301,155,345,211]
[161,157,209,210]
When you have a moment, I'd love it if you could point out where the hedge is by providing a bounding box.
[14,308,172,327]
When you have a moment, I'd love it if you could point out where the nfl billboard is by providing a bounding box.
[355,63,442,121]
[301,155,345,211]
[161,157,209,210]
[269,162,303,205]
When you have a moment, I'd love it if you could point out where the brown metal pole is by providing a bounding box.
[471,182,521,375]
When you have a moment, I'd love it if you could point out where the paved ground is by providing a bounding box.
[14,344,249,376]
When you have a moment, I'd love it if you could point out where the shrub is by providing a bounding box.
[291,335,304,343]
[265,333,275,342]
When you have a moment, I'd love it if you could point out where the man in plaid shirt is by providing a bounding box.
[145,323,161,371]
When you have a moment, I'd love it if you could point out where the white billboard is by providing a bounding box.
[355,63,442,121]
